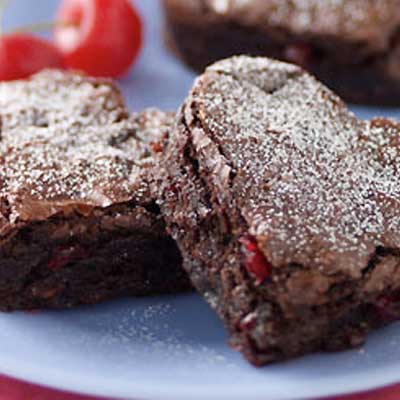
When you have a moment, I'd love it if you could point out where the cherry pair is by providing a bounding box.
[0,0,142,80]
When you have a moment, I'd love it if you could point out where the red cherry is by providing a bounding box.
[239,312,258,332]
[0,34,64,81]
[54,0,142,77]
[239,236,271,284]
[48,245,89,270]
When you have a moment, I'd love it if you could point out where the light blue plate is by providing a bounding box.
[2,294,400,400]
[1,1,400,399]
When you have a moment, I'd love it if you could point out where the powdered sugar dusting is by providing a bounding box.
[0,69,128,131]
[79,300,232,370]
[188,56,400,277]
[0,71,172,229]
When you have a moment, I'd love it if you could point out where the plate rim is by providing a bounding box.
[0,351,399,400]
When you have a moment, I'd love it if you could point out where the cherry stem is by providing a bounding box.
[0,0,74,37]
[9,20,73,35]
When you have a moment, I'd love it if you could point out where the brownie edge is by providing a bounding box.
[0,106,190,311]
[158,55,400,365]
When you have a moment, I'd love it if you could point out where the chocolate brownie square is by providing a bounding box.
[163,0,400,105]
[0,102,189,310]
[159,55,400,365]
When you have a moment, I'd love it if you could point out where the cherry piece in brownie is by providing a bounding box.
[0,108,189,311]
[163,0,400,105]
[159,56,400,365]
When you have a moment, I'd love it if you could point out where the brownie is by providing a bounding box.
[163,0,400,105]
[159,55,400,365]
[0,69,128,132]
[0,99,190,310]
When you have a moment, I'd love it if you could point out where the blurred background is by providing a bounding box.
[3,0,399,121]
[3,0,196,111]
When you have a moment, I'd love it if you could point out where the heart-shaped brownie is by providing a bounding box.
[160,55,400,365]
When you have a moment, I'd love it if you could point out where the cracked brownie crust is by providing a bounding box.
[159,56,400,365]
[163,0,400,105]
[0,72,189,310]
